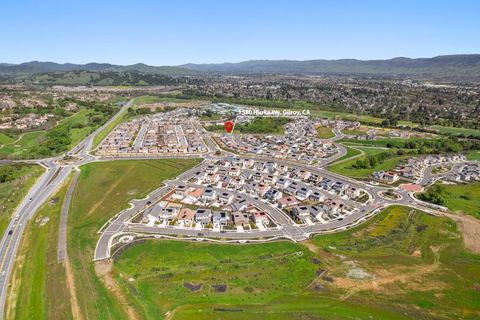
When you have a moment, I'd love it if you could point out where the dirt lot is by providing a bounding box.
[444,213,480,254]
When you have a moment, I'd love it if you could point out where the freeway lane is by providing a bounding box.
[0,165,72,318]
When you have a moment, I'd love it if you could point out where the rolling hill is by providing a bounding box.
[181,54,480,78]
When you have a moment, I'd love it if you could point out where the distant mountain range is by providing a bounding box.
[0,61,196,76]
[181,54,480,78]
[1,55,480,79]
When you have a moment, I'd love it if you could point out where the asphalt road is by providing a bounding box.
[0,100,131,319]
[0,107,467,318]
[57,172,80,263]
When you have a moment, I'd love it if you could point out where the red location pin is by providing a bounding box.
[224,120,234,133]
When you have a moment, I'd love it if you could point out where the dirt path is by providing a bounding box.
[95,260,139,320]
[444,213,480,254]
[65,257,84,320]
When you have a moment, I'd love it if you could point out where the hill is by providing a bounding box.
[0,61,196,76]
[181,54,480,78]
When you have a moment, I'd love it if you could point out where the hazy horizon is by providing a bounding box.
[3,53,480,67]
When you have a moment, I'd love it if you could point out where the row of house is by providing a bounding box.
[97,109,207,155]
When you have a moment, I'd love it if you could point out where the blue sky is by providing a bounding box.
[1,0,479,65]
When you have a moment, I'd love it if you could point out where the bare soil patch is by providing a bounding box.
[443,213,480,254]
[65,258,83,320]
[337,249,441,300]
[95,260,139,320]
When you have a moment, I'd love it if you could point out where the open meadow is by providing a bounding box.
[111,205,480,319]
[67,159,201,320]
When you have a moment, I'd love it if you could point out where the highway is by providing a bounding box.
[0,105,468,318]
[0,100,131,319]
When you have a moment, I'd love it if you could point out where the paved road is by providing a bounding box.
[0,100,131,319]
[0,107,469,318]
[133,122,148,150]
[57,172,80,263]
[92,143,455,261]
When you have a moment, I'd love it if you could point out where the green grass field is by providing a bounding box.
[328,147,405,178]
[114,240,408,320]
[421,182,480,219]
[0,164,44,236]
[341,128,367,136]
[340,137,434,148]
[68,159,201,320]
[308,205,480,319]
[466,150,480,161]
[316,126,335,139]
[333,145,363,163]
[0,131,46,157]
[0,133,14,146]
[111,205,480,319]
[7,179,73,320]
[429,125,480,137]
[132,95,190,106]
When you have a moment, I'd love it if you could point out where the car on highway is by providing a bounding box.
[8,230,13,235]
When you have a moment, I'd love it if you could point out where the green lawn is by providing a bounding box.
[8,179,73,320]
[132,95,190,106]
[420,182,480,219]
[0,131,46,157]
[328,147,405,178]
[68,159,201,320]
[316,126,335,139]
[0,132,14,145]
[0,164,44,236]
[466,150,480,161]
[112,205,480,320]
[333,145,362,163]
[429,125,480,137]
